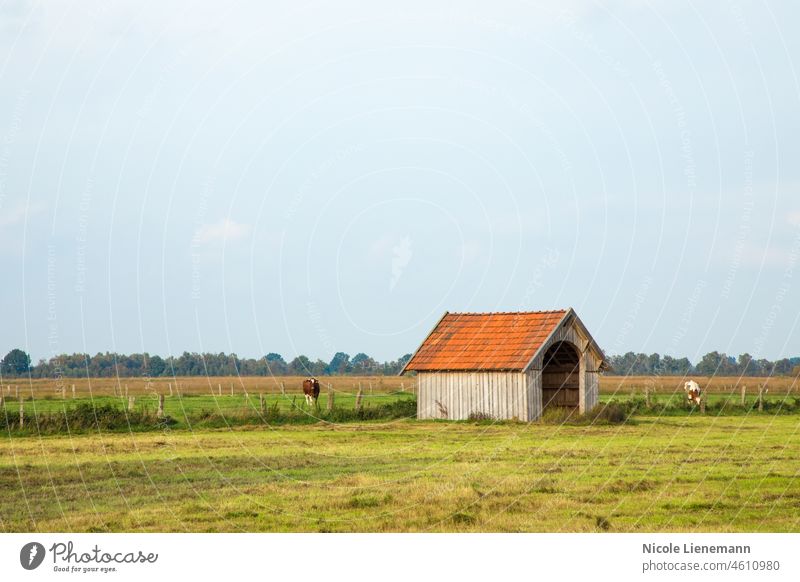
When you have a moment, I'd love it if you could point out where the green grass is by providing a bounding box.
[1,415,798,532]
[596,393,800,415]
[0,392,416,433]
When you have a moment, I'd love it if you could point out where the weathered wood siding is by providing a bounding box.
[584,350,601,411]
[417,372,529,421]
[525,370,542,420]
[541,369,580,408]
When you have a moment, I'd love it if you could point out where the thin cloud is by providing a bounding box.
[193,218,251,245]
[0,201,46,227]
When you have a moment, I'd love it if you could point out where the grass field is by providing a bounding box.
[1,390,797,428]
[2,375,798,532]
[1,416,798,532]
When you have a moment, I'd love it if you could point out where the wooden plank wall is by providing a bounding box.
[584,351,601,410]
[526,370,542,420]
[417,372,529,420]
[541,368,580,408]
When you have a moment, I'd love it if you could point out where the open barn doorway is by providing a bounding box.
[541,341,581,412]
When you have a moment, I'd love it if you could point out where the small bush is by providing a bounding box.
[468,411,493,421]
[539,403,630,425]
[0,403,176,434]
[585,403,628,424]
[348,495,382,508]
[595,515,611,531]
[451,512,477,525]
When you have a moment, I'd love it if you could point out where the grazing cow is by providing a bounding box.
[684,380,702,405]
[302,377,321,406]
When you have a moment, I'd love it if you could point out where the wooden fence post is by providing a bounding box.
[758,384,764,412]
[61,385,66,399]
[644,385,651,408]
[72,384,76,399]
[19,398,24,429]
[741,384,746,406]
[355,386,364,410]
[0,394,4,409]
[259,393,265,414]
[157,394,165,418]
[327,384,335,411]
[168,383,173,396]
[280,382,285,396]
[218,383,222,396]
[128,396,135,412]
[15,385,19,399]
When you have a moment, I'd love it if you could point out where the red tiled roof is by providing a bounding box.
[403,310,568,371]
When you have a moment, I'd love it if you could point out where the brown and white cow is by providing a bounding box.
[684,380,702,405]
[302,377,321,406]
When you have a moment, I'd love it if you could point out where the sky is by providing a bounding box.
[1,0,799,365]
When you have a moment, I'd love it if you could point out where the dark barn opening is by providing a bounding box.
[541,341,580,411]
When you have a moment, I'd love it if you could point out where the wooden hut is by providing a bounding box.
[401,309,606,421]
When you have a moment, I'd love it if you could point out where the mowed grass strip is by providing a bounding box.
[1,416,798,532]
[1,392,415,432]
[3,390,795,435]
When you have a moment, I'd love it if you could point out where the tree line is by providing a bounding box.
[605,351,800,377]
[0,349,412,378]
[1,348,798,379]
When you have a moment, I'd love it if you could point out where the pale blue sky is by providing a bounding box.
[1,1,799,364]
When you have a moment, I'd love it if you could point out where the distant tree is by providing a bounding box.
[607,352,646,375]
[1,348,31,375]
[646,353,661,374]
[288,355,312,375]
[326,352,351,375]
[264,353,287,375]
[773,358,792,375]
[673,357,693,375]
[147,354,166,377]
[351,353,370,367]
[695,351,724,376]
[384,353,413,375]
[311,359,327,376]
[351,353,377,373]
[755,358,773,376]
